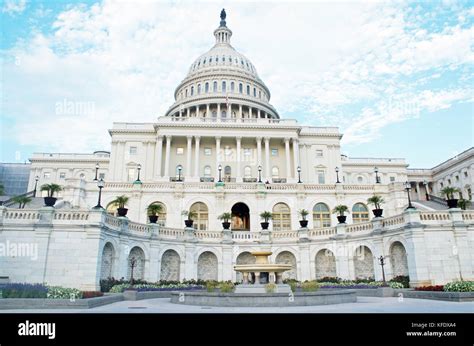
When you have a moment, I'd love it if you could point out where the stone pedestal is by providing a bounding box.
[234,284,292,294]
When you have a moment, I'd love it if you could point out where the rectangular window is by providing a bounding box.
[204,148,212,156]
[43,172,51,179]
[127,168,135,182]
[271,148,278,156]
[316,150,323,157]
[99,173,105,180]
[317,170,325,184]
[176,147,184,155]
[129,146,137,155]
[59,172,66,179]
[390,176,395,182]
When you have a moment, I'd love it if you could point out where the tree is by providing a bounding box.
[367,195,385,209]
[12,196,32,209]
[182,209,198,220]
[0,183,4,196]
[40,183,63,197]
[111,195,129,209]
[217,212,232,222]
[332,205,349,216]
[147,203,163,216]
[298,209,309,220]
[259,211,273,222]
[441,187,460,200]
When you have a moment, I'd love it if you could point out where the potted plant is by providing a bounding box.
[112,195,129,217]
[332,205,349,224]
[40,183,63,207]
[218,212,232,230]
[182,210,197,227]
[367,195,384,217]
[298,209,309,228]
[147,203,163,223]
[259,211,272,230]
[441,187,460,208]
[12,195,32,209]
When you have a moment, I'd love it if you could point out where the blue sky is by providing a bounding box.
[1,0,473,168]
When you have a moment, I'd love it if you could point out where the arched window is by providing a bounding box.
[197,84,201,94]
[221,110,227,118]
[212,110,217,118]
[185,89,188,97]
[205,82,209,93]
[244,166,252,178]
[190,86,194,96]
[224,165,231,180]
[239,83,243,93]
[222,81,226,92]
[272,166,279,178]
[213,81,217,92]
[147,202,167,226]
[190,202,208,231]
[352,203,369,223]
[253,87,256,97]
[357,176,364,183]
[203,165,211,177]
[259,90,261,99]
[313,203,331,228]
[230,81,235,92]
[246,85,250,95]
[272,203,291,231]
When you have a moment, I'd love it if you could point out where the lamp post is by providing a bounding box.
[136,164,141,183]
[377,256,387,283]
[129,256,137,285]
[218,164,222,183]
[374,166,380,184]
[335,167,341,184]
[423,180,429,201]
[177,165,182,182]
[33,176,39,197]
[94,163,99,181]
[297,166,302,183]
[258,165,262,183]
[93,178,105,209]
[405,181,415,209]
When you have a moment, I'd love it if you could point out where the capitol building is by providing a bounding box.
[1,10,473,290]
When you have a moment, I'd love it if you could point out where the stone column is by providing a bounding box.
[187,108,190,117]
[194,136,201,178]
[236,136,242,182]
[416,182,422,200]
[264,137,270,181]
[186,136,193,179]
[239,104,243,119]
[249,107,252,118]
[256,137,262,171]
[155,136,163,179]
[164,135,172,179]
[293,138,300,179]
[196,105,199,117]
[258,109,261,118]
[216,136,221,179]
[206,104,210,118]
[284,138,291,181]
[217,104,221,118]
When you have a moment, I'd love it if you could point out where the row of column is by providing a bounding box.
[154,135,300,181]
[175,103,271,119]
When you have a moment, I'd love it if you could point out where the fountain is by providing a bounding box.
[233,251,292,293]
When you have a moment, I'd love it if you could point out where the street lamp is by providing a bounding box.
[218,164,222,183]
[258,165,262,183]
[377,256,387,283]
[423,180,429,201]
[335,167,341,184]
[374,166,380,184]
[297,166,302,183]
[33,176,39,197]
[136,164,141,183]
[94,163,99,181]
[129,256,137,285]
[93,178,105,209]
[405,181,415,209]
[177,165,182,182]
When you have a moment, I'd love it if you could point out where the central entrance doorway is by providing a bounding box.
[231,203,250,231]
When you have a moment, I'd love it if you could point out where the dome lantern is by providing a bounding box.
[214,8,232,45]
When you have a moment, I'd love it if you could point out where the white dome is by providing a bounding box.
[165,9,279,119]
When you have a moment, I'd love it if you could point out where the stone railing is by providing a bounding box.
[462,212,474,222]
[308,227,337,237]
[345,222,374,234]
[128,220,150,233]
[53,211,90,222]
[382,214,405,229]
[272,230,299,240]
[3,209,40,222]
[419,211,451,223]
[231,231,260,242]
[195,231,223,240]
[104,214,121,229]
[158,227,185,239]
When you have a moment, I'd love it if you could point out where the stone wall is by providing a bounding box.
[197,251,218,281]
[275,251,297,280]
[315,249,337,279]
[160,250,180,281]
[353,246,374,280]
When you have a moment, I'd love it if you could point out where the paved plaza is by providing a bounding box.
[1,297,473,313]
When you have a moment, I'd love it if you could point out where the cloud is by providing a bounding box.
[2,0,26,15]
[1,1,473,155]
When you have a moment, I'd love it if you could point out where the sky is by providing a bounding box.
[0,0,473,168]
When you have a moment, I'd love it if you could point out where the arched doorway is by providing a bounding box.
[100,242,115,280]
[197,251,218,280]
[160,250,180,281]
[231,203,250,230]
[127,246,145,281]
[315,249,336,279]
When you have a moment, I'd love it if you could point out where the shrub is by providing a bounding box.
[414,285,444,291]
[316,277,341,283]
[388,282,404,289]
[82,291,104,299]
[206,280,219,292]
[0,283,48,298]
[301,281,320,292]
[47,286,83,299]
[265,283,277,293]
[390,275,410,288]
[110,284,132,293]
[444,281,474,292]
[219,281,235,293]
